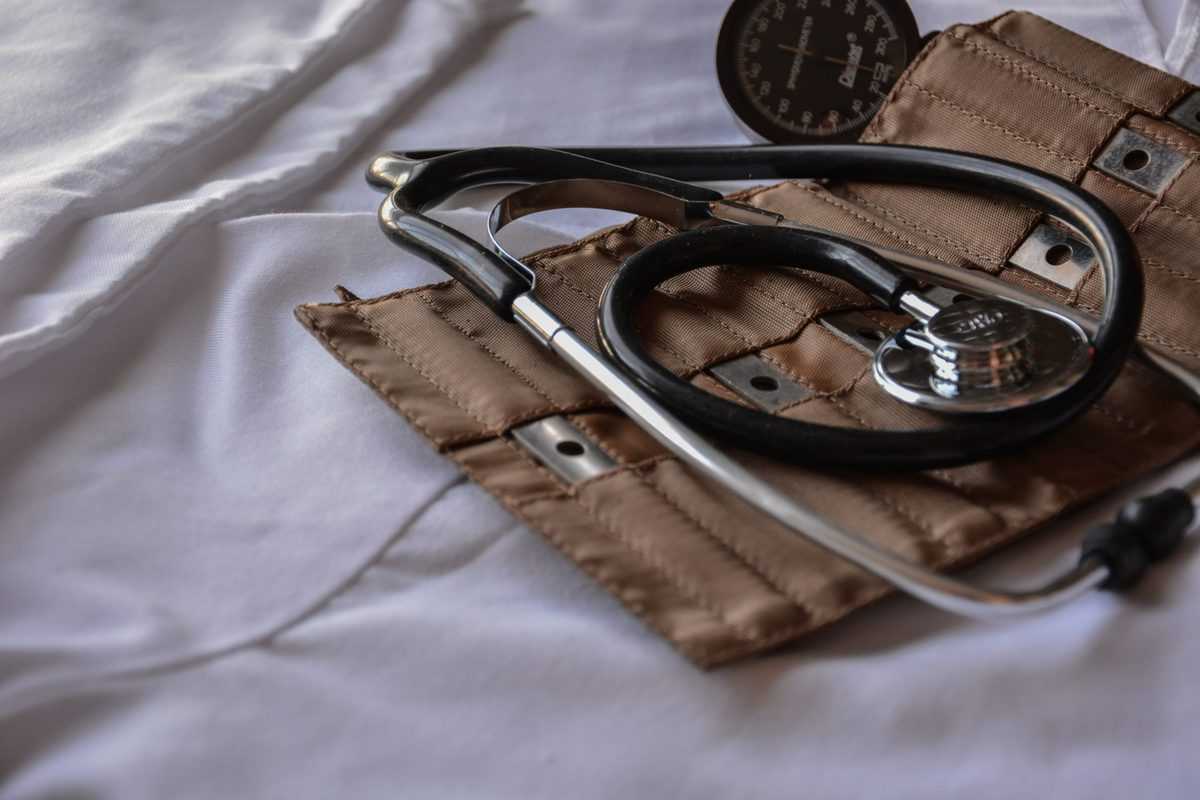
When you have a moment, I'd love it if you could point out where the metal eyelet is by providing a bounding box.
[1008,222,1097,289]
[511,416,616,484]
[1094,128,1187,195]
[708,353,811,411]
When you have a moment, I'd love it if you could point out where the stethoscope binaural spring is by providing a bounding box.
[366,144,1198,619]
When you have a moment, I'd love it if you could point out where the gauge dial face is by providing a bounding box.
[716,0,921,142]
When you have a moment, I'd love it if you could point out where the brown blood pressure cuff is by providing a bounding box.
[296,11,1200,667]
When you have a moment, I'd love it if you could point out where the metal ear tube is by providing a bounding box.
[371,144,1199,619]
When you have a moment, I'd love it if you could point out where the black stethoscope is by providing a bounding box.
[366,144,1197,619]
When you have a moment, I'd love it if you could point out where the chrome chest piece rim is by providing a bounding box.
[873,298,1092,414]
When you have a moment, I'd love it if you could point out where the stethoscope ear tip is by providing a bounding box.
[366,152,415,192]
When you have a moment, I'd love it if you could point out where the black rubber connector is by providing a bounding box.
[1081,489,1195,590]
[1081,524,1150,590]
[1118,488,1195,561]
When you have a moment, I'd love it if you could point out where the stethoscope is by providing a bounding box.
[366,144,1199,619]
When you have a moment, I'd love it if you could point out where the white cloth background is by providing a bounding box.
[2,1,1199,796]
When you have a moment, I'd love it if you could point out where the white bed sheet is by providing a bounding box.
[3,0,1200,796]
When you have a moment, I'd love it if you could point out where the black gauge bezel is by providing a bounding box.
[715,0,922,143]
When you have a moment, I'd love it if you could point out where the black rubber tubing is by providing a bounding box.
[597,149,1143,470]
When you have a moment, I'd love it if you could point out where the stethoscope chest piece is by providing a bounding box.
[874,298,1092,414]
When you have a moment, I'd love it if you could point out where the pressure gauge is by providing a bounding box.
[716,0,922,143]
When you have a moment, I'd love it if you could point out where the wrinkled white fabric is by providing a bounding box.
[2,0,1199,796]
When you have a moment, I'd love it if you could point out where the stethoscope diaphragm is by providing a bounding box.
[874,297,1092,414]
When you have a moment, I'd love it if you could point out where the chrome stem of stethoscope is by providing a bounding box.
[508,289,1110,618]
[896,289,941,324]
